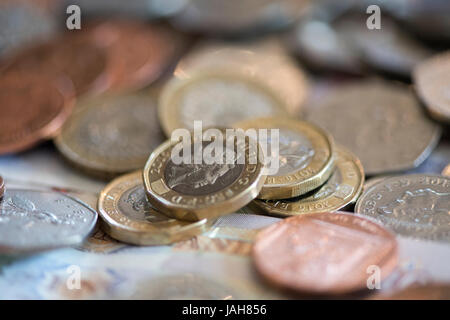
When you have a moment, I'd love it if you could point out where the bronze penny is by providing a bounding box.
[0,72,75,154]
[253,212,398,295]
[2,34,110,97]
[76,20,184,93]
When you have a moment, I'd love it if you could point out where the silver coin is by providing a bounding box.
[355,174,450,242]
[306,81,442,175]
[0,2,56,57]
[0,189,97,254]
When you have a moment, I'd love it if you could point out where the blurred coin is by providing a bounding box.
[80,20,185,93]
[251,146,363,216]
[159,72,288,136]
[306,81,441,175]
[414,51,450,123]
[0,1,57,57]
[288,19,363,74]
[177,41,309,115]
[362,175,393,193]
[355,174,450,242]
[0,72,75,155]
[253,212,398,295]
[54,93,165,178]
[0,189,97,254]
[98,171,211,245]
[143,129,266,221]
[2,35,110,97]
[334,14,432,77]
[0,176,4,199]
[405,142,450,175]
[235,117,335,199]
[171,0,310,34]
[374,283,450,300]
[443,164,450,177]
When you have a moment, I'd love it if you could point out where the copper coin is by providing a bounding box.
[253,212,398,295]
[2,34,110,97]
[0,176,4,198]
[373,283,450,300]
[0,72,75,154]
[77,20,184,93]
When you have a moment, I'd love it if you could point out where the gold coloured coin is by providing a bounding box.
[98,171,211,245]
[250,146,363,217]
[143,129,266,221]
[54,93,165,178]
[158,71,288,137]
[234,117,335,199]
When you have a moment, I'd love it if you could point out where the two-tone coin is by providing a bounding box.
[234,117,335,199]
[0,72,75,155]
[252,212,398,295]
[251,146,363,216]
[355,174,450,242]
[0,189,97,254]
[414,51,450,123]
[158,71,289,137]
[98,171,211,245]
[306,80,441,175]
[54,93,165,178]
[143,129,266,221]
[176,41,309,115]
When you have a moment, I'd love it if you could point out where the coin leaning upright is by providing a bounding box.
[306,80,441,175]
[252,212,398,295]
[355,174,450,242]
[54,92,166,178]
[414,51,450,123]
[143,130,266,221]
[98,171,211,245]
[234,117,335,199]
[0,189,97,254]
[251,146,364,216]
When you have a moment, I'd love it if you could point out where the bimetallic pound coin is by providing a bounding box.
[306,81,441,175]
[251,146,363,216]
[235,117,335,199]
[355,174,450,242]
[54,93,165,178]
[0,189,97,254]
[414,51,450,123]
[253,212,398,295]
[0,72,75,155]
[2,35,110,97]
[158,72,288,136]
[443,164,450,177]
[98,171,211,245]
[143,130,266,221]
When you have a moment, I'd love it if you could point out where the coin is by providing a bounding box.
[0,72,75,155]
[414,51,450,123]
[54,93,165,178]
[158,71,289,136]
[252,212,398,295]
[0,189,97,254]
[355,174,450,242]
[443,164,450,177]
[251,146,363,216]
[176,41,309,115]
[234,117,335,199]
[2,34,110,97]
[0,1,56,57]
[306,81,441,175]
[362,175,393,193]
[143,129,266,221]
[0,176,4,199]
[98,171,211,245]
[374,283,450,300]
[79,20,184,93]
